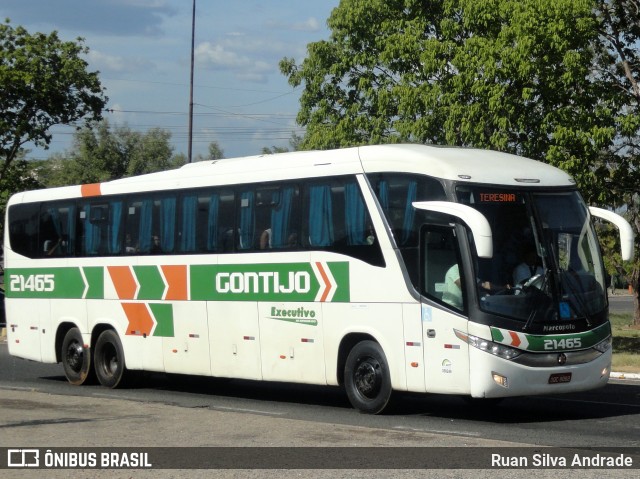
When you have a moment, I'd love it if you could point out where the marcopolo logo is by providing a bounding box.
[191,262,349,302]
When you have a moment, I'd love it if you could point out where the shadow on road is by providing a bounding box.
[36,370,640,424]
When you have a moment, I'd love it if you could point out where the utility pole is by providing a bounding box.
[188,0,196,163]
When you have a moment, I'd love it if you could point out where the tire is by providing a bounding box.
[94,329,128,388]
[344,340,393,414]
[61,327,94,385]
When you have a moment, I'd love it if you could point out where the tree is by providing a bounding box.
[194,141,225,162]
[0,19,107,179]
[261,146,289,155]
[261,132,304,154]
[127,128,178,176]
[281,0,640,322]
[45,120,184,187]
[0,152,43,223]
[280,0,617,198]
[207,141,225,161]
[593,1,640,323]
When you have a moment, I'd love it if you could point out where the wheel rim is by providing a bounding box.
[65,341,84,373]
[99,343,118,378]
[353,356,382,399]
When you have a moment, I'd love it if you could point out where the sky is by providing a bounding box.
[1,0,340,160]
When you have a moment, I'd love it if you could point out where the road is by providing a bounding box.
[0,342,639,478]
[609,292,636,314]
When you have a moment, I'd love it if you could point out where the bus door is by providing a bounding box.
[420,223,471,394]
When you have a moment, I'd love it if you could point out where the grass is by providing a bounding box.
[610,313,640,373]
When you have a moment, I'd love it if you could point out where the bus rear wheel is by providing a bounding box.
[61,327,94,385]
[94,330,128,388]
[344,340,392,414]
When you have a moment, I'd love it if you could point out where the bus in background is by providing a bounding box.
[3,144,633,413]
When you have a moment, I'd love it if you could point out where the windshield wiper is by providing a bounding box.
[522,269,550,332]
[559,268,593,327]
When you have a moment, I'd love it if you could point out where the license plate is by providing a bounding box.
[548,373,572,384]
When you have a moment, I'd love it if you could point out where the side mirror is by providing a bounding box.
[412,201,493,258]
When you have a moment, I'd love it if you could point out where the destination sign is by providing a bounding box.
[479,192,518,203]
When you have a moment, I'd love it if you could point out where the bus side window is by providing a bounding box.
[157,196,176,254]
[303,178,384,267]
[422,225,466,312]
[217,190,235,252]
[273,186,300,249]
[125,199,144,254]
[256,185,300,250]
[40,203,76,257]
[78,201,121,256]
[8,203,40,258]
[305,183,334,247]
[237,190,255,250]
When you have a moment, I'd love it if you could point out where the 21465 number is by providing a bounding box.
[543,338,582,350]
[10,274,55,292]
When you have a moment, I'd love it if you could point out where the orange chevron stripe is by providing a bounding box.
[121,303,154,336]
[108,266,137,299]
[161,265,188,300]
[315,262,332,302]
[81,183,102,197]
[509,331,522,348]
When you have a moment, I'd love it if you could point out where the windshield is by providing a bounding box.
[457,186,607,324]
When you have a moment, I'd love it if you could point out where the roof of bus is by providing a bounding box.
[10,144,575,204]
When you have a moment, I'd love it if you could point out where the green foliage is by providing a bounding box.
[281,0,640,323]
[262,146,289,155]
[192,141,224,162]
[0,152,43,223]
[260,133,303,154]
[282,1,607,173]
[0,19,107,178]
[43,120,184,186]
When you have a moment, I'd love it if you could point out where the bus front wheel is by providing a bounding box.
[344,340,392,414]
[94,330,128,388]
[61,327,94,385]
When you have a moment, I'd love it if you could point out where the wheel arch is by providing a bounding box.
[336,332,379,386]
[91,323,117,349]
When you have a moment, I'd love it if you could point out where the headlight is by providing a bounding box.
[455,330,522,360]
[593,336,612,353]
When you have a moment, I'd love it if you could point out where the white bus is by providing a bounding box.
[4,144,634,413]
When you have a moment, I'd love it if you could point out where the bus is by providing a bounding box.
[4,144,634,414]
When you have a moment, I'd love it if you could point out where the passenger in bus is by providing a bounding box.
[442,264,463,310]
[44,238,61,256]
[260,228,271,249]
[513,246,543,285]
[287,232,298,248]
[151,235,162,254]
[125,234,136,253]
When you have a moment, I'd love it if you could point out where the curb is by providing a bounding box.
[610,371,640,380]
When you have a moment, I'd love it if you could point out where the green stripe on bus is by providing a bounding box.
[523,322,611,351]
[150,303,174,337]
[134,265,166,300]
[83,267,104,299]
[4,261,350,302]
[4,267,103,299]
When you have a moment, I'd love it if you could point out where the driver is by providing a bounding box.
[513,247,544,285]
